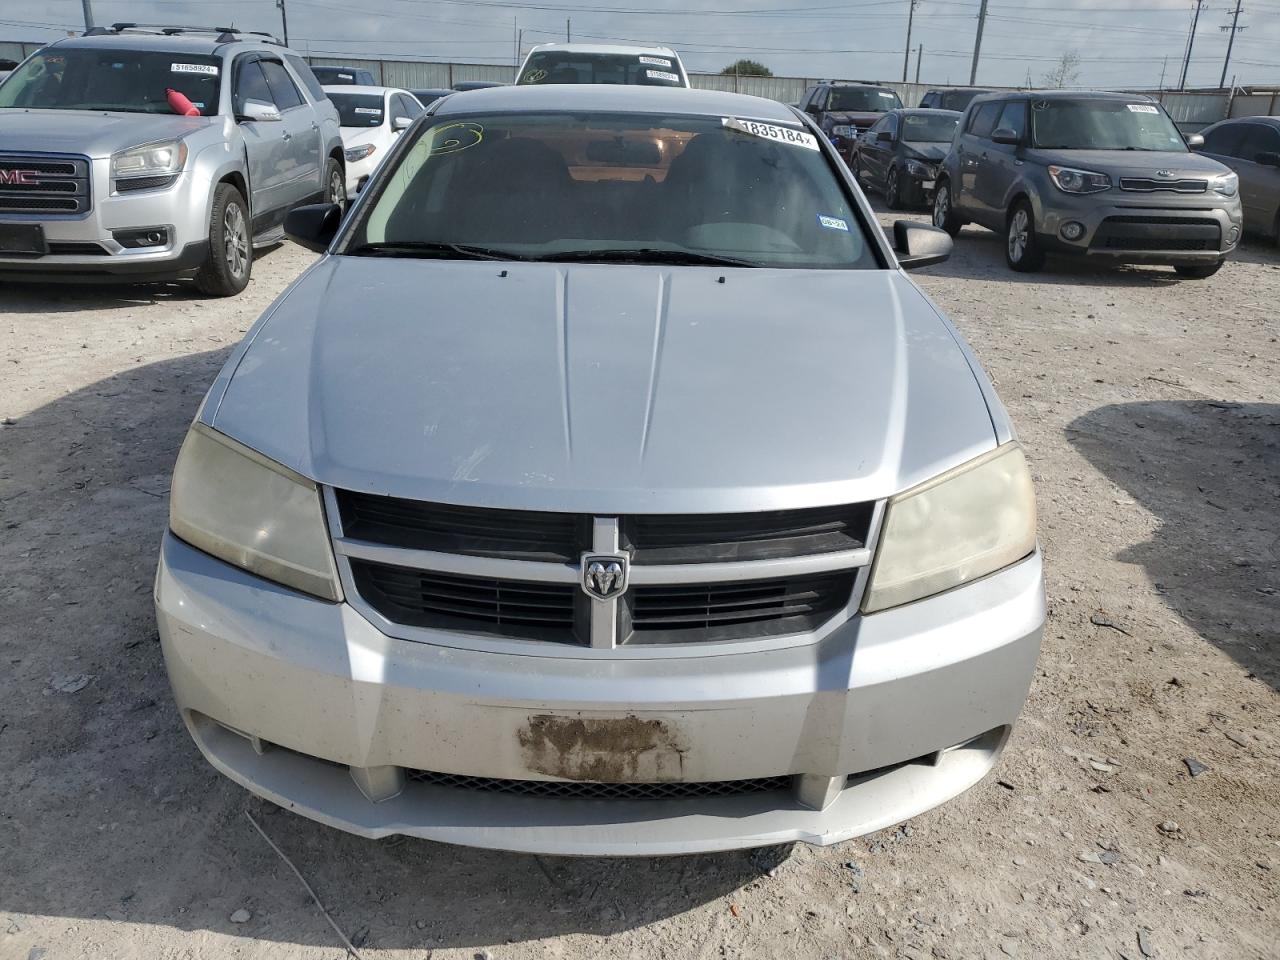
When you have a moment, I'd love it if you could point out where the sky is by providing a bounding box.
[4,0,1279,90]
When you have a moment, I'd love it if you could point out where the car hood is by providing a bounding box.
[0,109,217,158]
[207,259,999,513]
[1024,147,1231,179]
[902,142,948,162]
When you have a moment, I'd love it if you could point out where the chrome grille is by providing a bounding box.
[0,153,91,215]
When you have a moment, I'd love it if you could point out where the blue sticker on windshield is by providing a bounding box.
[817,215,849,232]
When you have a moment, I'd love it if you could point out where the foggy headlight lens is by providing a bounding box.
[169,423,341,600]
[1212,172,1238,197]
[345,143,377,162]
[905,159,936,178]
[112,139,187,180]
[1048,165,1111,194]
[862,444,1037,613]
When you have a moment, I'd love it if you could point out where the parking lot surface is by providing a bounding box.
[1,210,1277,959]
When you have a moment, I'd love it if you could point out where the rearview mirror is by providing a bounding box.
[893,220,952,270]
[392,115,412,132]
[284,203,343,253]
[1257,150,1280,167]
[238,99,281,123]
[991,127,1019,145]
[1186,132,1205,150]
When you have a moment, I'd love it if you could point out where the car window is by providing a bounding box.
[901,112,960,142]
[800,86,817,109]
[969,102,1002,138]
[234,59,274,110]
[312,66,359,85]
[920,92,936,108]
[398,93,424,118]
[1201,122,1246,158]
[828,87,902,112]
[996,101,1026,140]
[348,111,879,270]
[867,116,886,134]
[1236,124,1280,162]
[884,113,900,138]
[1030,98,1185,151]
[518,51,684,86]
[285,54,327,101]
[260,59,304,111]
[0,47,222,115]
[328,91,385,127]
[941,90,986,111]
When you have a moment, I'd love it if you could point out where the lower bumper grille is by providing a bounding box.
[1090,215,1220,253]
[406,768,792,801]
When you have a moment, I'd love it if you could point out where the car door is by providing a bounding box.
[1231,123,1280,231]
[259,57,323,207]
[233,55,293,219]
[954,100,1003,224]
[859,116,886,183]
[873,113,900,188]
[975,99,1027,219]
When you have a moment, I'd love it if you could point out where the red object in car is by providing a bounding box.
[166,88,200,117]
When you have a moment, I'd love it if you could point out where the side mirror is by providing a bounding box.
[1186,133,1205,150]
[893,220,952,270]
[392,115,412,132]
[1257,150,1280,167]
[990,127,1020,145]
[876,130,894,143]
[238,99,281,123]
[284,202,343,253]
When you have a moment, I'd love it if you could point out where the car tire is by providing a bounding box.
[885,166,904,210]
[194,183,252,297]
[1174,260,1224,279]
[325,157,346,212]
[932,179,962,236]
[1005,200,1046,272]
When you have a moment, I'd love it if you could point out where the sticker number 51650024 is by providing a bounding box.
[722,117,819,150]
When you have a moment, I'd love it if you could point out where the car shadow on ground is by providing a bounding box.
[0,244,288,314]
[1067,401,1280,691]
[0,350,771,952]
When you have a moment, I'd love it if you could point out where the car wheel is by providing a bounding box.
[1005,201,1045,272]
[932,180,962,236]
[194,183,252,297]
[885,166,904,210]
[325,158,347,212]
[1174,260,1224,279]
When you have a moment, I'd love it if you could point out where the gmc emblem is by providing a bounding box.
[0,169,40,186]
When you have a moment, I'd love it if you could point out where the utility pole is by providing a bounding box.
[1178,0,1205,90]
[915,43,923,83]
[1158,54,1168,90]
[512,17,518,66]
[969,0,989,86]
[80,0,94,30]
[1219,0,1246,89]
[566,18,571,42]
[902,0,919,83]
[276,0,289,46]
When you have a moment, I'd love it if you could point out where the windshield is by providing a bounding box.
[901,113,959,142]
[312,66,362,84]
[0,48,222,115]
[828,88,901,113]
[936,90,985,111]
[1030,99,1186,151]
[346,111,876,269]
[518,52,684,87]
[329,92,385,128]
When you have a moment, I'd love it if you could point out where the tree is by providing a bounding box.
[1040,49,1082,89]
[720,59,773,77]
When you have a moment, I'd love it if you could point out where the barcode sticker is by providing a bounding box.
[171,63,218,75]
[1127,104,1159,114]
[639,56,672,67]
[722,117,819,151]
[646,70,681,83]
[354,107,382,115]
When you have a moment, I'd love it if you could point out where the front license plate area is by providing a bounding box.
[518,714,688,782]
[922,179,936,190]
[0,223,47,256]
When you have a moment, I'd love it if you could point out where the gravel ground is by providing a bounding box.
[1,209,1277,960]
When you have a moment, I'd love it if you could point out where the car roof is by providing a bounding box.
[526,42,679,57]
[898,107,963,117]
[1218,115,1280,127]
[972,89,1155,104]
[926,87,994,94]
[822,80,895,89]
[51,32,282,56]
[433,84,797,121]
[322,85,401,96]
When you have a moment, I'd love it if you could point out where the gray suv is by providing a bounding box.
[933,91,1242,278]
[0,24,345,295]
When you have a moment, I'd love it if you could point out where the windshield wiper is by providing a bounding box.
[346,241,528,261]
[534,248,763,268]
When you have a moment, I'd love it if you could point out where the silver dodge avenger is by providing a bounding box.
[156,85,1045,855]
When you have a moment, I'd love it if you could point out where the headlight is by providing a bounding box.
[345,143,376,163]
[1048,165,1111,194]
[831,125,855,138]
[169,423,341,601]
[905,159,936,178]
[1212,172,1238,197]
[862,444,1036,613]
[111,139,187,183]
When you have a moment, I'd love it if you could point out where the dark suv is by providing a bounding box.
[799,81,904,163]
[918,88,994,112]
[933,91,1241,277]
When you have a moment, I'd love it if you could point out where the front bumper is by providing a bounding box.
[1035,194,1242,265]
[156,533,1045,855]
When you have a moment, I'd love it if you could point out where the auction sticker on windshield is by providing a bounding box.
[1126,104,1159,114]
[722,118,819,150]
[639,56,672,67]
[171,63,218,75]
[646,70,681,83]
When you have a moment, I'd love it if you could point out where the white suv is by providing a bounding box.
[516,43,688,87]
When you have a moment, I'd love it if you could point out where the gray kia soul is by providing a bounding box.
[933,91,1242,277]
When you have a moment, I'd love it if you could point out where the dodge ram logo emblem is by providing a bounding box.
[581,555,628,601]
[0,169,40,186]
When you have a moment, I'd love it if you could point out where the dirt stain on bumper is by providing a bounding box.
[518,714,688,782]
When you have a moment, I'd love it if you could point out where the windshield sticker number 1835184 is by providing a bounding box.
[722,117,819,151]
